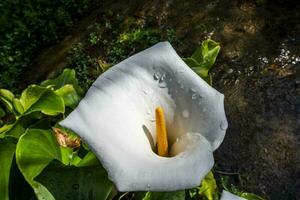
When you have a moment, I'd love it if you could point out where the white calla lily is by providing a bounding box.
[220,190,247,200]
[59,42,227,191]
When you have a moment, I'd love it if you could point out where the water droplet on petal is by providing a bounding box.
[150,118,156,122]
[182,110,189,118]
[158,74,167,88]
[143,89,149,95]
[153,73,160,80]
[192,93,197,99]
[220,120,228,130]
[160,74,166,81]
[158,81,167,88]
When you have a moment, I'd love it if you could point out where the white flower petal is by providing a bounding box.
[220,190,247,200]
[60,42,227,191]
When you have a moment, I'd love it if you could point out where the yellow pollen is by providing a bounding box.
[155,106,168,157]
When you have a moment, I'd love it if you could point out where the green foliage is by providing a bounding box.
[0,137,16,200]
[220,176,265,200]
[183,39,220,84]
[16,129,112,200]
[67,43,97,90]
[0,69,113,200]
[0,0,100,89]
[137,191,186,200]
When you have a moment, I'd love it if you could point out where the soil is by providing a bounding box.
[25,0,300,199]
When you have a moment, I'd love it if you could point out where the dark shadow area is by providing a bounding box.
[142,124,155,152]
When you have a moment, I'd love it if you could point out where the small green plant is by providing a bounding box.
[67,43,97,90]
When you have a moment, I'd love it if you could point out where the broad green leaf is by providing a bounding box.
[25,90,65,115]
[198,171,218,200]
[36,163,112,200]
[41,68,84,96]
[240,193,265,200]
[0,89,14,112]
[55,84,80,108]
[19,85,47,112]
[183,39,220,84]
[12,98,24,115]
[137,191,185,200]
[20,85,65,115]
[16,129,112,200]
[16,129,61,200]
[0,137,16,200]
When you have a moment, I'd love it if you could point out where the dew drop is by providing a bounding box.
[182,110,189,118]
[146,184,151,189]
[143,89,149,95]
[175,137,179,143]
[150,118,156,122]
[153,73,160,80]
[158,81,167,88]
[220,120,228,130]
[192,93,197,99]
[160,74,166,81]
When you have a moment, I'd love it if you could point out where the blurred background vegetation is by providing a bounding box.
[0,0,100,89]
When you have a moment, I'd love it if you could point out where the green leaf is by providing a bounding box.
[55,84,80,109]
[198,171,218,200]
[41,68,84,96]
[0,137,16,200]
[183,39,220,84]
[20,85,65,115]
[36,163,112,200]
[0,89,14,113]
[137,191,185,200]
[240,193,265,200]
[16,129,61,200]
[2,112,43,138]
[12,98,24,115]
[16,129,112,200]
[0,107,5,118]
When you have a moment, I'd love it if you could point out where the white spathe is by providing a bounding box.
[59,42,228,191]
[220,190,247,200]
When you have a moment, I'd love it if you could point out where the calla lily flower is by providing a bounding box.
[60,42,227,191]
